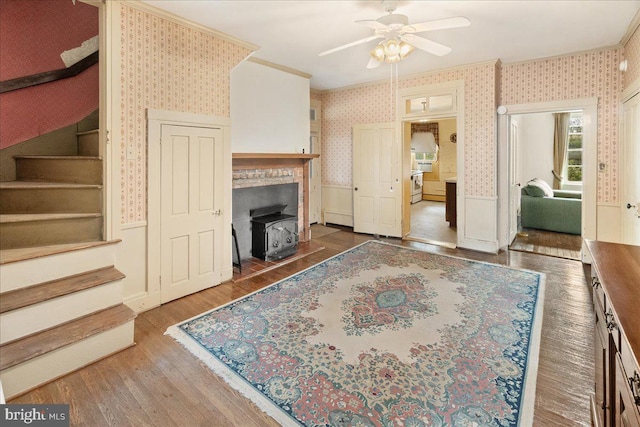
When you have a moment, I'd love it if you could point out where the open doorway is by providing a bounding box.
[504,108,591,260]
[405,117,457,248]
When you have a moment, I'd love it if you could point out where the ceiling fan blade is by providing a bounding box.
[405,16,470,33]
[367,57,382,69]
[401,34,451,56]
[319,35,382,56]
[356,19,388,31]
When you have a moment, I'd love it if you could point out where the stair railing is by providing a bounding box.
[0,51,98,94]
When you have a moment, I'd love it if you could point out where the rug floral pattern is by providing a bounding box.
[174,241,543,427]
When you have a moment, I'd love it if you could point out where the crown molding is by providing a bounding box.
[502,44,622,68]
[120,1,259,52]
[621,8,640,47]
[246,56,312,79]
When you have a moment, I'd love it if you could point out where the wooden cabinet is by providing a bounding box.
[587,241,640,427]
[445,180,456,228]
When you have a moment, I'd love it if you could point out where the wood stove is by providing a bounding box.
[250,204,298,261]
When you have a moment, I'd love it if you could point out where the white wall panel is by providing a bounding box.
[322,185,353,227]
[231,61,310,153]
[460,196,499,253]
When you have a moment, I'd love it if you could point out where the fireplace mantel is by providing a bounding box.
[232,152,319,163]
[232,153,320,243]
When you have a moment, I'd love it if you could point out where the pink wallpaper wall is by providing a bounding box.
[623,27,640,90]
[321,62,498,197]
[0,0,98,149]
[119,5,252,223]
[501,48,622,203]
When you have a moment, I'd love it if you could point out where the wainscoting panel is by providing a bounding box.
[460,196,499,253]
[322,185,353,227]
[118,223,159,313]
[596,203,621,243]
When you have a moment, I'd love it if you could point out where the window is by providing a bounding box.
[566,112,583,183]
[415,151,437,161]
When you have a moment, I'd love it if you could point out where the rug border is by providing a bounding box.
[166,239,546,426]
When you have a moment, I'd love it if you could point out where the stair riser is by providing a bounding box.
[16,158,102,185]
[0,188,102,214]
[0,217,102,250]
[78,132,99,157]
[1,243,117,293]
[0,280,123,345]
[0,321,134,400]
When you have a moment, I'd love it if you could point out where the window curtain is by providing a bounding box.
[552,112,570,189]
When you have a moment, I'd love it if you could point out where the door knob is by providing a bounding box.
[354,187,358,191]
[627,203,637,209]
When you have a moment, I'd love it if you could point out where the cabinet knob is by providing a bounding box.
[630,371,640,406]
[605,310,618,331]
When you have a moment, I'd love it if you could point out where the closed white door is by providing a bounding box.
[160,125,223,303]
[622,93,640,245]
[353,123,401,237]
[309,133,321,224]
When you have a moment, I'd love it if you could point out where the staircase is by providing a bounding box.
[0,130,103,249]
[0,120,136,400]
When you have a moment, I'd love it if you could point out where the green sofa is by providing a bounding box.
[521,186,582,235]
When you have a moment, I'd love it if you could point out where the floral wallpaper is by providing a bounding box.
[501,48,622,203]
[321,62,498,197]
[321,46,625,203]
[310,89,322,101]
[624,26,640,90]
[119,4,252,224]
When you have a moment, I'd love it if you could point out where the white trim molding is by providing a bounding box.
[141,109,232,312]
[497,98,598,263]
[120,1,259,52]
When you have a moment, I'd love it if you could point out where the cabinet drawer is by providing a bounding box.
[616,354,640,426]
[621,335,640,394]
[594,305,608,348]
[592,274,605,314]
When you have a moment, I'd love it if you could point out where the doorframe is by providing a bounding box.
[310,98,322,224]
[147,109,232,307]
[398,81,465,248]
[496,98,598,263]
[620,77,640,244]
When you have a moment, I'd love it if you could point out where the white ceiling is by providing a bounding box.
[142,0,640,90]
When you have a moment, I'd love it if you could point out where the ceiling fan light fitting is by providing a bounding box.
[370,39,414,64]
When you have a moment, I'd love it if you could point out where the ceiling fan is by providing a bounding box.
[319,0,470,69]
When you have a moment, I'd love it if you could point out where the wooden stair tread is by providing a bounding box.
[0,266,124,314]
[0,304,136,371]
[0,181,102,189]
[14,155,102,160]
[0,240,119,265]
[0,213,102,223]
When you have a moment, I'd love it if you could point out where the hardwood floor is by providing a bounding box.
[510,227,583,260]
[9,228,594,427]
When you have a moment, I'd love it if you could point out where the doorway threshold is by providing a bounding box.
[404,235,456,249]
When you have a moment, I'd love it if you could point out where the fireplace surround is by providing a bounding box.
[231,153,318,264]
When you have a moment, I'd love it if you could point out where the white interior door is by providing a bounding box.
[509,119,520,243]
[622,93,640,245]
[160,124,223,303]
[353,122,401,237]
[309,132,321,224]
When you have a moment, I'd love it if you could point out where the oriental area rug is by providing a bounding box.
[166,240,545,427]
